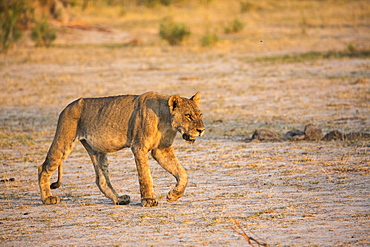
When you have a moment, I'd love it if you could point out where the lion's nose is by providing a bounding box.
[197,128,205,136]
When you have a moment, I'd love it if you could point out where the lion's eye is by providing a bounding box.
[185,114,192,120]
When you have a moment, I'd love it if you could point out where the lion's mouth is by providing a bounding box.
[182,133,197,143]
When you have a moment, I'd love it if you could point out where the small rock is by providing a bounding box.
[322,130,345,141]
[304,124,322,141]
[322,131,370,141]
[345,132,370,140]
[251,129,281,141]
[283,129,305,141]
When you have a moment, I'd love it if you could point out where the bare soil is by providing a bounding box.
[1,23,369,246]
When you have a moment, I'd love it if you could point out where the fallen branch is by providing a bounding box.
[231,220,270,247]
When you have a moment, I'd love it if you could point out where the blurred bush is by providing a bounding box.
[240,1,262,13]
[200,32,218,47]
[159,18,191,46]
[138,0,180,8]
[0,0,31,52]
[224,18,245,34]
[30,18,57,47]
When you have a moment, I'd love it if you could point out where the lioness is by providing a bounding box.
[38,92,205,207]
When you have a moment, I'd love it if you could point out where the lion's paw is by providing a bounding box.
[141,198,158,207]
[116,195,131,205]
[43,196,60,205]
[166,190,183,203]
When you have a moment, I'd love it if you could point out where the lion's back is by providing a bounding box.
[74,92,171,152]
[76,95,138,151]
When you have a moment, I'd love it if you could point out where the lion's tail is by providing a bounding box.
[50,165,62,189]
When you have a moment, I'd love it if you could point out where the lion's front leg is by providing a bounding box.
[151,147,188,203]
[132,147,158,207]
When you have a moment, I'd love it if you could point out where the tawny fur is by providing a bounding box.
[38,92,204,207]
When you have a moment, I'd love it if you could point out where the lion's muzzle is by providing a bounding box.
[182,127,205,143]
[197,127,205,136]
[182,133,196,143]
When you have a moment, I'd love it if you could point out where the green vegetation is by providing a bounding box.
[224,18,245,34]
[240,1,262,13]
[255,48,370,63]
[0,0,59,51]
[30,18,57,47]
[0,0,30,52]
[138,0,180,8]
[200,32,218,47]
[159,18,191,45]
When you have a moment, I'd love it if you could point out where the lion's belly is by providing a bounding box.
[80,121,132,152]
[78,95,136,152]
[84,133,129,153]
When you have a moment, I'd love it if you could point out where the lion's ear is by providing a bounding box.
[168,95,182,112]
[190,92,201,106]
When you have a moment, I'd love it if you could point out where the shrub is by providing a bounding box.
[347,43,357,53]
[30,18,57,47]
[138,0,177,7]
[240,1,262,13]
[200,32,219,47]
[159,18,191,46]
[0,0,29,52]
[224,18,245,34]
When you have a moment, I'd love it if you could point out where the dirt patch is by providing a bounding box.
[1,138,369,246]
[1,48,369,246]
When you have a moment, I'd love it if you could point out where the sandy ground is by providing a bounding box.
[1,26,370,246]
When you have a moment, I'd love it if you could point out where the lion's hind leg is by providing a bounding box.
[81,140,130,205]
[38,99,82,205]
[38,159,61,205]
[38,136,77,204]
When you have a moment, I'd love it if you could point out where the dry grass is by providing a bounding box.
[60,0,370,51]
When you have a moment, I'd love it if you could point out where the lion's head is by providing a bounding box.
[169,93,205,143]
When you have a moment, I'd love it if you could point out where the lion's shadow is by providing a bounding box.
[0,192,143,207]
